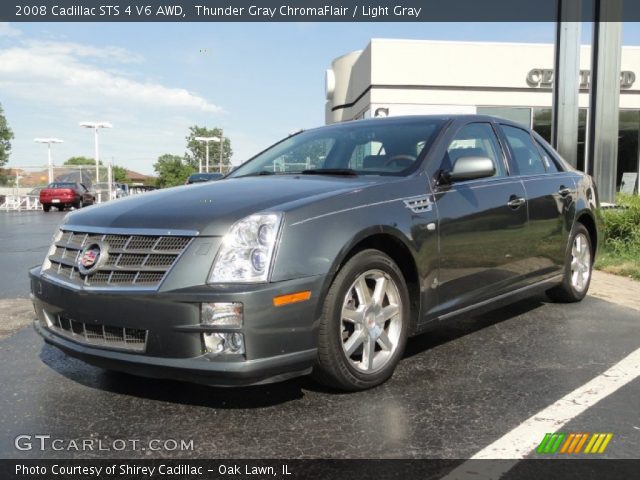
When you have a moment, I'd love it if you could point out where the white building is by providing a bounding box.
[325,39,640,186]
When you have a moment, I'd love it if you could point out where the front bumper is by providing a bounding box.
[30,267,324,386]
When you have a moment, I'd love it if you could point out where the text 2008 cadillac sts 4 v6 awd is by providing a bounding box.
[30,116,600,391]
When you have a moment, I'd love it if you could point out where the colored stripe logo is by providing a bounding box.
[536,433,613,454]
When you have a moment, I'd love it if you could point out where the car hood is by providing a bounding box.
[63,175,381,236]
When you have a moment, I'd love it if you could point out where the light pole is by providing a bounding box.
[194,136,221,173]
[219,129,224,173]
[79,122,112,183]
[34,138,63,184]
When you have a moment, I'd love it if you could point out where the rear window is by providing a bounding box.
[47,183,75,188]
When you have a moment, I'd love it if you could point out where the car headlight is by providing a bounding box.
[209,213,283,283]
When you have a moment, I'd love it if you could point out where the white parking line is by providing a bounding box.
[471,346,640,459]
[443,347,640,479]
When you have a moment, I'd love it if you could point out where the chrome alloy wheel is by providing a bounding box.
[570,232,591,292]
[340,269,403,373]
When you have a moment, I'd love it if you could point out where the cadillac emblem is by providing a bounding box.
[77,242,108,275]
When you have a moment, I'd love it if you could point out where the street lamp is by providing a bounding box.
[34,138,63,184]
[194,136,221,173]
[79,121,112,182]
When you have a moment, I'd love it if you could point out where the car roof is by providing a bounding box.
[304,114,529,134]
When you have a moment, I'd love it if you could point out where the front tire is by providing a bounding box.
[313,249,410,391]
[547,224,593,303]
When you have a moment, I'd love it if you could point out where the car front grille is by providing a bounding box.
[47,313,147,352]
[43,230,193,289]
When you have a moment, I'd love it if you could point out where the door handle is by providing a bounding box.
[558,186,571,197]
[507,196,526,209]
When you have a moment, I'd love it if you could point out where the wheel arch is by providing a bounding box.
[575,210,598,258]
[315,226,422,334]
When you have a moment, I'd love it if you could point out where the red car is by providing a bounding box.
[39,182,95,212]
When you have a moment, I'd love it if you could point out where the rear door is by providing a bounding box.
[431,121,529,315]
[498,124,575,279]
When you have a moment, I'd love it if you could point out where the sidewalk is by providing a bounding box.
[590,270,640,311]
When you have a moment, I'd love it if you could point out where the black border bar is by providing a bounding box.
[2,0,640,22]
[2,459,640,480]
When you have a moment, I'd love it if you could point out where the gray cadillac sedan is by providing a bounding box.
[30,115,600,391]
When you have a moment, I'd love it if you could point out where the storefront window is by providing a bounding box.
[577,109,587,172]
[532,108,552,142]
[618,110,640,189]
[477,107,531,127]
[532,108,587,171]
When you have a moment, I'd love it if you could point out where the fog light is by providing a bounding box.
[203,332,245,355]
[201,302,243,328]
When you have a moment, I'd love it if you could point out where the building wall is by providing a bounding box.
[326,39,640,123]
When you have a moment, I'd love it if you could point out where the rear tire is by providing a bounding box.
[75,199,84,209]
[313,249,410,391]
[42,204,50,212]
[547,224,593,303]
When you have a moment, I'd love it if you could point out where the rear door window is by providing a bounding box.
[534,140,560,173]
[501,125,547,176]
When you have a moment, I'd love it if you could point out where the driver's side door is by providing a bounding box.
[432,122,529,316]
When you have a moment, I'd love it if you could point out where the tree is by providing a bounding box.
[0,103,14,168]
[65,157,128,183]
[112,165,128,183]
[184,126,232,172]
[64,156,100,166]
[153,154,194,188]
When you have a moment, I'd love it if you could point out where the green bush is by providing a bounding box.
[597,194,640,279]
[601,195,640,253]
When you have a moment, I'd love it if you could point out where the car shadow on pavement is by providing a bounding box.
[38,345,308,408]
[38,295,548,407]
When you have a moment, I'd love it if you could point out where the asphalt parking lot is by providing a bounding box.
[0,211,638,460]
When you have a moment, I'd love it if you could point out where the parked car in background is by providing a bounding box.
[93,182,129,200]
[27,187,44,198]
[31,115,600,391]
[185,172,224,184]
[39,182,95,212]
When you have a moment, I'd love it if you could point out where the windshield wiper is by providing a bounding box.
[236,170,275,177]
[301,168,358,176]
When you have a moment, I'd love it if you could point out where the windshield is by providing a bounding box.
[228,119,446,178]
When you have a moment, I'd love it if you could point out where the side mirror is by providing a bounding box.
[445,156,496,182]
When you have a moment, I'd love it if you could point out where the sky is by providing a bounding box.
[1,21,639,175]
